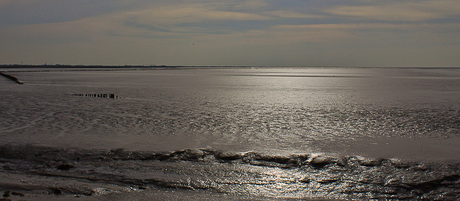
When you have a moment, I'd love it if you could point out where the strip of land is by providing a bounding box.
[0,72,23,84]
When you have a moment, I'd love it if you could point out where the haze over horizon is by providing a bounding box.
[1,0,460,67]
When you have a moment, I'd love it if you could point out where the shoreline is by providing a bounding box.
[1,64,459,69]
[0,72,23,84]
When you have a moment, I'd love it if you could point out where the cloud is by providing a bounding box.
[267,10,324,19]
[101,2,274,37]
[327,0,460,22]
[0,0,148,27]
[211,0,268,11]
[112,1,326,37]
[1,0,459,66]
[132,4,269,24]
[272,22,460,45]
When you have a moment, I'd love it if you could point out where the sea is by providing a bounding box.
[0,67,459,200]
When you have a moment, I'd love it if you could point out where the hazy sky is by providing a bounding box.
[1,0,460,67]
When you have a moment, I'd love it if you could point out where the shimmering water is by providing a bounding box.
[0,67,459,200]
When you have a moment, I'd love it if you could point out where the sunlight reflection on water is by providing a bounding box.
[0,67,459,160]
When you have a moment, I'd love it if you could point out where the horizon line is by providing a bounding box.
[1,64,459,69]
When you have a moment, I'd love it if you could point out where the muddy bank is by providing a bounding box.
[0,144,459,200]
[0,72,22,84]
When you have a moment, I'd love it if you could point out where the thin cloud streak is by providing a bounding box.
[327,1,460,22]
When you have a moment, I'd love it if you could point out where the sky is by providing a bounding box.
[1,0,460,67]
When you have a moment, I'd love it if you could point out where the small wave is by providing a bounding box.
[0,144,412,169]
[1,144,459,172]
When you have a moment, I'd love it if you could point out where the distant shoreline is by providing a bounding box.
[1,64,459,69]
[0,64,181,69]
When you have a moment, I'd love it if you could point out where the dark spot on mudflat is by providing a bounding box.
[48,186,94,196]
[300,177,311,183]
[318,178,340,184]
[57,164,75,171]
[10,192,24,197]
[2,191,24,198]
[49,187,63,195]
[359,158,384,167]
[215,151,243,161]
[408,174,460,192]
[0,198,11,201]
[2,191,10,197]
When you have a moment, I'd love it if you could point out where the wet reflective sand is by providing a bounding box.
[0,67,459,199]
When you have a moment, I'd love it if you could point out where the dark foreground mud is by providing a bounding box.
[0,144,458,200]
